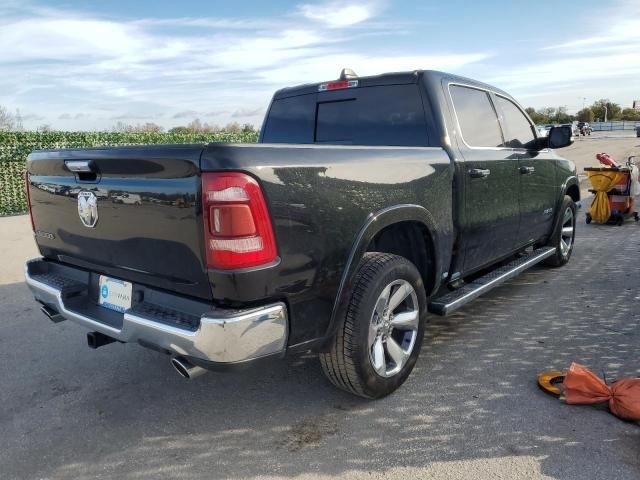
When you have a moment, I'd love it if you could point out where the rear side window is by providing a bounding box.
[262,84,428,146]
[450,85,503,148]
[261,94,316,143]
[496,96,536,149]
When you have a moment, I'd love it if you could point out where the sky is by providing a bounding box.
[1,0,639,131]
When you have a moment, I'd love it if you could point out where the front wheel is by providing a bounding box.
[544,196,576,267]
[320,253,427,399]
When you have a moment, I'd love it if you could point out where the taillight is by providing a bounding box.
[202,172,277,270]
[25,172,35,231]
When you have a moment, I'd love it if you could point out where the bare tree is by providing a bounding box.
[186,119,204,132]
[111,121,164,133]
[223,122,241,134]
[0,105,15,131]
[184,118,219,133]
[112,121,132,132]
[134,122,164,133]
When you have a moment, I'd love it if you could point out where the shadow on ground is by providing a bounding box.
[0,221,638,480]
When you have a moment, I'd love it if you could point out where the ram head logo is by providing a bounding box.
[77,191,98,228]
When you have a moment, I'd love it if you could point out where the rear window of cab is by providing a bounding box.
[262,84,429,146]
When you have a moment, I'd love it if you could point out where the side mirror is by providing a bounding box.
[548,126,574,149]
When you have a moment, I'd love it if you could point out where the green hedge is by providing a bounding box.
[0,131,259,215]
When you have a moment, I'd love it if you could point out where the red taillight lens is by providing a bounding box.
[202,172,277,270]
[25,172,35,232]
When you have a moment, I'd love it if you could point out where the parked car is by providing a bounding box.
[111,193,142,205]
[577,122,592,136]
[24,70,578,398]
[536,125,549,137]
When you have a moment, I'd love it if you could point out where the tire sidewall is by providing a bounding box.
[551,196,577,265]
[350,257,428,398]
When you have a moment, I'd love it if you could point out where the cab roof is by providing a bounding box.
[272,70,511,100]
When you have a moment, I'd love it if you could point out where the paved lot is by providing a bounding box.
[559,132,639,195]
[1,203,639,477]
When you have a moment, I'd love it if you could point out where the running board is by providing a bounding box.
[428,247,556,316]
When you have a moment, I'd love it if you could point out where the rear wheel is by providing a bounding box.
[320,253,427,399]
[544,196,576,267]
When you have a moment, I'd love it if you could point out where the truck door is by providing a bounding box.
[448,84,521,273]
[494,95,557,247]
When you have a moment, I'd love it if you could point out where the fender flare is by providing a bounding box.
[554,175,580,226]
[541,175,579,237]
[560,175,580,202]
[543,175,579,241]
[321,204,442,347]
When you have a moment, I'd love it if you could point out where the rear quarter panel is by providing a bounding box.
[201,143,453,346]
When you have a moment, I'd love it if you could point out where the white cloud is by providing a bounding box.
[231,107,266,119]
[488,0,640,110]
[493,53,640,91]
[260,53,489,84]
[172,110,200,119]
[0,1,488,130]
[544,0,640,52]
[298,1,381,28]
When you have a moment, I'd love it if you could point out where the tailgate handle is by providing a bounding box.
[65,160,96,173]
[468,168,491,178]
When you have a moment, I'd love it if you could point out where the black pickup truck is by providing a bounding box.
[25,70,579,398]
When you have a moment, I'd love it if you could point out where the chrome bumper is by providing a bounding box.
[24,259,288,365]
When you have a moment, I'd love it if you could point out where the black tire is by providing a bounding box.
[544,195,576,267]
[319,253,428,399]
[586,214,592,224]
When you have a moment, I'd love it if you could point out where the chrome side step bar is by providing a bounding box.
[428,247,556,316]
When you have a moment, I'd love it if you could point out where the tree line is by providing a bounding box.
[0,106,258,134]
[525,99,640,125]
[112,119,258,134]
[2,100,639,133]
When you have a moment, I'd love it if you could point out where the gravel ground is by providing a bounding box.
[1,136,639,479]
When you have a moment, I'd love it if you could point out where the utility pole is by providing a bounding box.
[15,109,23,131]
[582,97,586,110]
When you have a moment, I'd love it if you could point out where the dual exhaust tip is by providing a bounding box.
[40,304,207,380]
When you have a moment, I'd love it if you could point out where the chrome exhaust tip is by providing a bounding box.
[41,304,65,323]
[171,356,207,380]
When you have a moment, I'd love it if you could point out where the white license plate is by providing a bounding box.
[98,276,132,313]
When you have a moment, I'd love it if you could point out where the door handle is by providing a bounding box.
[468,168,491,178]
[519,166,535,174]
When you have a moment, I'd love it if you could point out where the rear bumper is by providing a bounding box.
[24,258,288,366]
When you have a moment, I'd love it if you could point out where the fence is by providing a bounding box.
[0,131,259,216]
[591,121,640,131]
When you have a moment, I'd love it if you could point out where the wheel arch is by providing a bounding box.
[320,204,442,349]
[556,175,580,224]
[564,180,580,203]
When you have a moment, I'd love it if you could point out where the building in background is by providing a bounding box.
[633,100,640,111]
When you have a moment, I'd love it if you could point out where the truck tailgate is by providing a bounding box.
[26,145,212,300]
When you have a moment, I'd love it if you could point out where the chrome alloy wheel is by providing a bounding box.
[560,206,575,256]
[368,279,419,378]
